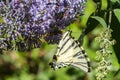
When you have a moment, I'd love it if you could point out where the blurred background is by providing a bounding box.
[0,0,120,80]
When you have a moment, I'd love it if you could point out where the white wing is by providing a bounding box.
[56,30,73,55]
[70,40,91,72]
[50,31,91,72]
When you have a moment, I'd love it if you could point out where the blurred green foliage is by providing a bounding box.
[0,26,119,80]
[0,0,120,80]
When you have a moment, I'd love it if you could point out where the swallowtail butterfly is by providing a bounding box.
[49,30,91,72]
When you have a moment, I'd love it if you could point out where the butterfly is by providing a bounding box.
[49,30,91,72]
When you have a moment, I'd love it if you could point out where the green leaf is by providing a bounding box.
[114,9,120,23]
[101,0,108,10]
[111,11,120,64]
[85,11,105,35]
[91,16,107,28]
[111,0,120,3]
[80,0,96,26]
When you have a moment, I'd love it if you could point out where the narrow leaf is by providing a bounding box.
[91,16,107,27]
[111,12,120,64]
[114,9,120,23]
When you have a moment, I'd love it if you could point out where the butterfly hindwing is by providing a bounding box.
[71,41,91,72]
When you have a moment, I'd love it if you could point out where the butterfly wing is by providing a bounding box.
[70,40,91,72]
[55,31,76,65]
[49,31,91,72]
[56,30,72,55]
[49,31,76,69]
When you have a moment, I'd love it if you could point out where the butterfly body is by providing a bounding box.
[49,30,91,72]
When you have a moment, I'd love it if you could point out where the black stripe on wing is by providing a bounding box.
[71,62,91,72]
[70,35,82,47]
[72,40,91,72]
[57,31,72,53]
[62,31,71,40]
[73,50,85,57]
[60,42,75,55]
[59,37,71,52]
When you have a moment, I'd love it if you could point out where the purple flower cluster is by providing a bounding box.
[0,0,86,51]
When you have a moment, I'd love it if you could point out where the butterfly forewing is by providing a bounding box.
[56,46,74,63]
[56,31,75,63]
[56,31,72,55]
